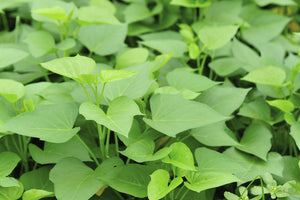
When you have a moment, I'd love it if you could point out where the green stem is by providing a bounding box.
[179,189,189,200]
[40,66,51,82]
[76,135,100,166]
[199,53,208,75]
[239,175,261,200]
[97,83,106,106]
[175,186,185,199]
[260,176,265,200]
[80,83,93,103]
[98,124,106,160]
[1,12,9,31]
[105,129,111,158]
[88,51,93,57]
[113,190,125,200]
[114,133,119,157]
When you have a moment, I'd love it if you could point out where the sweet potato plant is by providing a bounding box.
[1,0,300,199]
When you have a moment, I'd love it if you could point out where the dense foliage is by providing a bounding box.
[1,0,300,199]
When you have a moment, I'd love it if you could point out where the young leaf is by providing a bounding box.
[290,123,300,151]
[0,79,25,103]
[144,94,228,137]
[100,70,138,83]
[0,180,24,200]
[77,6,120,25]
[266,99,294,113]
[162,142,196,171]
[49,158,103,200]
[22,189,54,200]
[148,169,183,200]
[41,55,95,84]
[1,103,80,143]
[241,66,286,86]
[23,31,56,57]
[31,6,68,21]
[79,96,142,137]
[238,100,271,122]
[116,48,149,69]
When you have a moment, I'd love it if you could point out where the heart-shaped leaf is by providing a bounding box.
[0,79,25,103]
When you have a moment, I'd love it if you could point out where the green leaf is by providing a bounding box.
[209,58,243,77]
[162,142,196,171]
[196,25,238,50]
[56,38,76,51]
[192,122,239,146]
[188,42,200,59]
[154,86,200,100]
[121,137,171,163]
[31,6,68,21]
[167,70,219,92]
[20,166,53,191]
[223,148,284,182]
[238,100,271,122]
[255,0,296,6]
[235,124,272,160]
[22,189,54,200]
[41,55,95,84]
[197,86,250,116]
[144,94,228,137]
[79,96,142,137]
[195,148,245,174]
[116,48,149,69]
[0,48,29,70]
[148,169,183,200]
[77,24,127,56]
[184,171,240,193]
[49,158,102,200]
[100,70,138,83]
[77,6,120,25]
[97,164,154,198]
[23,31,56,57]
[0,177,19,188]
[0,152,20,176]
[267,100,294,113]
[0,180,23,200]
[1,103,80,143]
[104,63,154,100]
[29,137,91,164]
[170,0,211,8]
[0,79,25,103]
[290,123,300,151]
[241,66,286,86]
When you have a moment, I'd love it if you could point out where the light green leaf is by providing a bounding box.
[79,96,142,137]
[148,169,183,200]
[235,124,272,160]
[192,122,239,146]
[0,79,25,103]
[77,24,127,56]
[49,158,102,200]
[116,48,149,69]
[267,99,294,113]
[104,63,154,100]
[241,66,286,86]
[290,123,300,151]
[197,86,250,116]
[97,164,154,198]
[0,152,20,176]
[100,70,138,83]
[144,94,228,137]
[77,6,120,25]
[196,25,238,50]
[255,0,296,8]
[170,0,211,8]
[29,137,91,164]
[238,100,271,122]
[154,86,200,100]
[1,103,79,143]
[121,138,171,163]
[223,148,284,182]
[0,0,31,11]
[22,189,54,200]
[41,55,95,84]
[167,70,219,92]
[188,42,200,59]
[185,171,240,193]
[56,38,76,51]
[0,177,19,188]
[162,142,196,171]
[0,48,28,69]
[23,31,56,57]
[209,58,243,77]
[31,6,68,21]
[195,148,245,174]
